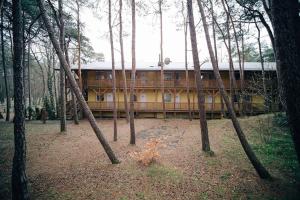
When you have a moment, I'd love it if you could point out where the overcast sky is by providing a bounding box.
[80,2,271,64]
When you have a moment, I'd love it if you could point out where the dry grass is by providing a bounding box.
[0,115,299,200]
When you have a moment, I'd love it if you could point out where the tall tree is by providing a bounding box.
[1,10,10,122]
[37,0,120,164]
[65,38,79,125]
[11,0,30,198]
[254,18,267,112]
[129,0,136,145]
[159,0,166,119]
[59,0,66,132]
[270,0,300,163]
[108,0,118,141]
[197,0,270,178]
[209,0,225,117]
[187,0,210,152]
[181,1,192,121]
[119,0,130,123]
[75,0,82,91]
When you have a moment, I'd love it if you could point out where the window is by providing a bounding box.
[164,73,172,81]
[133,94,137,102]
[244,95,252,102]
[95,71,101,80]
[234,95,240,103]
[207,95,213,103]
[96,94,104,102]
[164,93,172,103]
[234,72,240,80]
[175,72,180,80]
[107,72,112,80]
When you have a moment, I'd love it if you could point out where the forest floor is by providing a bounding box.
[0,114,299,200]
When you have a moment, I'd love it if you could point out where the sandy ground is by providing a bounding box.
[1,117,299,199]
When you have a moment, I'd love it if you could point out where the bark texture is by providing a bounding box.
[159,0,166,119]
[129,0,136,145]
[271,0,300,163]
[11,0,30,198]
[59,0,66,132]
[108,0,118,141]
[119,0,130,123]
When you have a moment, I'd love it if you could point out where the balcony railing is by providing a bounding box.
[87,79,246,89]
[87,101,265,113]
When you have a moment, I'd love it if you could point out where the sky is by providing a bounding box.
[80,2,271,64]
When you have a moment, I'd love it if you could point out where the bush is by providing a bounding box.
[130,139,163,166]
[273,112,289,129]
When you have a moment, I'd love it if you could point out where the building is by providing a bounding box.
[69,61,277,119]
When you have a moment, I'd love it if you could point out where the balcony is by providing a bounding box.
[87,101,265,113]
[87,79,246,89]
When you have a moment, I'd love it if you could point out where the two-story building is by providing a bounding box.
[69,61,277,119]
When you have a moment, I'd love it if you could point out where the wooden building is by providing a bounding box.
[69,61,277,119]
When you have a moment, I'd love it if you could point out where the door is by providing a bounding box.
[140,93,147,109]
[106,93,113,109]
[175,94,180,109]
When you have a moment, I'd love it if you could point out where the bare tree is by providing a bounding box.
[187,0,210,152]
[254,17,267,112]
[1,11,10,121]
[75,0,82,91]
[108,0,118,141]
[37,0,120,164]
[59,0,66,132]
[65,38,79,124]
[119,0,130,123]
[11,0,29,198]
[181,1,192,121]
[209,0,225,117]
[159,0,166,119]
[129,0,136,145]
[197,0,270,179]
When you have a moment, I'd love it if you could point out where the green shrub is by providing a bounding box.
[273,112,289,129]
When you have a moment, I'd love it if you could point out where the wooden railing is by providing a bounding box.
[87,101,265,113]
[87,79,246,89]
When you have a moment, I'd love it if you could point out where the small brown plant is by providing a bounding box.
[130,139,163,166]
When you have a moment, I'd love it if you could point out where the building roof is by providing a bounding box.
[70,61,276,71]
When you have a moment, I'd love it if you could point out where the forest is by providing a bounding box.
[0,0,300,199]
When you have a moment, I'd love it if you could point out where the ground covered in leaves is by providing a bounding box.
[0,114,299,199]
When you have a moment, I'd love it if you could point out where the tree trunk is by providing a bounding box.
[11,0,30,198]
[108,0,118,141]
[119,0,130,123]
[22,11,26,117]
[159,0,166,119]
[1,11,10,122]
[65,40,79,125]
[270,0,300,164]
[197,0,271,179]
[76,0,82,91]
[27,33,32,120]
[182,1,192,121]
[254,19,268,112]
[129,0,136,145]
[31,50,46,99]
[187,0,210,152]
[209,0,225,118]
[37,0,120,164]
[59,0,66,132]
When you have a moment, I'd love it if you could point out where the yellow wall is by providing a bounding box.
[85,70,267,113]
